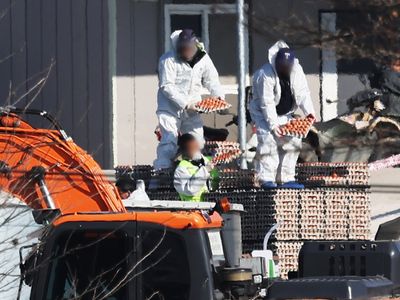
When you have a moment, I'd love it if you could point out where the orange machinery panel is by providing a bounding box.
[0,113,125,214]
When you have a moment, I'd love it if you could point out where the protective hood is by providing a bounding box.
[268,40,291,70]
[170,30,182,50]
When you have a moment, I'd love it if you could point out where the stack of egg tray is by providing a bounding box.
[348,190,371,240]
[115,165,175,190]
[115,165,257,192]
[324,189,349,240]
[296,162,369,187]
[204,141,242,165]
[115,165,153,184]
[215,168,256,190]
[147,190,180,201]
[299,190,325,240]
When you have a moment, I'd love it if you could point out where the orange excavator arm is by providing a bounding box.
[0,108,125,215]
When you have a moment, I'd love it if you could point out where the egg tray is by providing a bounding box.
[194,97,232,113]
[280,117,314,138]
[212,149,242,165]
[204,141,242,165]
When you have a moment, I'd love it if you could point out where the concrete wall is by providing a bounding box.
[0,0,112,167]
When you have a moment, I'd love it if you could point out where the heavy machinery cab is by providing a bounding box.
[26,208,255,300]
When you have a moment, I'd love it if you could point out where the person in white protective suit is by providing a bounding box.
[154,29,225,170]
[249,40,316,189]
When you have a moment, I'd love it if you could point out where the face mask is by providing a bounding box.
[192,151,202,161]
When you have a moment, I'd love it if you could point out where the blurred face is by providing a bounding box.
[276,62,293,78]
[391,59,400,72]
[183,139,201,159]
[178,44,197,62]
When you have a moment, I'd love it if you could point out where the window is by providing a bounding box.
[137,226,191,300]
[45,230,130,300]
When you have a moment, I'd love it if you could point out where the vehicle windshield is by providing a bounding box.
[45,230,130,300]
[138,226,191,300]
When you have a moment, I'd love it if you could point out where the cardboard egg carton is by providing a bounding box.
[280,116,314,138]
[194,97,232,113]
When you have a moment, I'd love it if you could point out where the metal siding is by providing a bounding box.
[10,0,27,105]
[0,0,12,106]
[0,0,111,167]
[41,0,58,119]
[72,0,89,150]
[26,0,43,112]
[56,0,73,133]
[87,0,106,165]
[102,0,111,166]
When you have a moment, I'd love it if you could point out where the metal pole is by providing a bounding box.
[236,0,247,169]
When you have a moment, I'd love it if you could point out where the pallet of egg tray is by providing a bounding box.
[296,162,369,187]
[194,97,232,113]
[273,241,304,279]
[280,116,314,138]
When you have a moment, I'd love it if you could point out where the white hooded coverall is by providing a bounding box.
[154,31,225,169]
[249,41,315,183]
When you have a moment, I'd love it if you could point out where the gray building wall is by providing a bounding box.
[0,0,111,167]
[113,0,160,165]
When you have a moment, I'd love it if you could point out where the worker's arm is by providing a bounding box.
[159,57,189,109]
[202,54,225,99]
[256,71,279,130]
[174,165,210,196]
[294,64,315,116]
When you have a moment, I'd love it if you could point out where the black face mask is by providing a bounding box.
[276,64,292,80]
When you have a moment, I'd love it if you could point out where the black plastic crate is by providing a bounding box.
[299,240,400,287]
[267,276,393,299]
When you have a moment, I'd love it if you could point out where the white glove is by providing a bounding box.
[186,102,198,113]
[272,125,283,138]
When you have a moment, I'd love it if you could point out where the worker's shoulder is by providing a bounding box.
[159,51,177,64]
[253,63,275,79]
[292,59,305,71]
